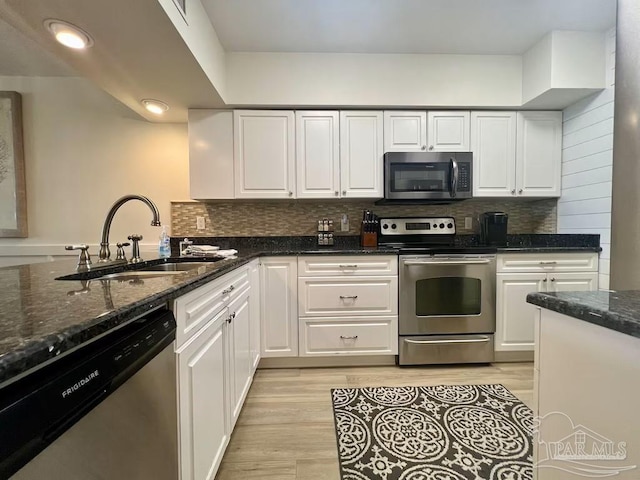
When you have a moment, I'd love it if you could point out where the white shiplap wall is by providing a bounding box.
[557,28,615,289]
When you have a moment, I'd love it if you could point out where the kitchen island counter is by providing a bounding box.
[527,290,640,339]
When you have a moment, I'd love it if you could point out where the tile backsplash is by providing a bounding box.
[171,198,557,237]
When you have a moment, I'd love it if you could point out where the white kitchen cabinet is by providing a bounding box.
[383,111,427,152]
[340,111,384,198]
[228,287,252,428]
[516,111,562,197]
[296,111,340,198]
[249,259,261,372]
[177,308,229,480]
[188,109,234,200]
[534,309,640,479]
[427,111,470,151]
[234,110,295,199]
[260,257,298,357]
[297,255,398,357]
[470,111,517,197]
[471,111,561,198]
[496,253,598,353]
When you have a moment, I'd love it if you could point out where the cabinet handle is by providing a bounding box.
[340,335,358,340]
[339,264,358,268]
[543,278,547,282]
[511,189,516,195]
[335,191,339,196]
[428,145,434,151]
[222,285,235,295]
[539,261,557,265]
[288,191,293,197]
[226,312,236,324]
[551,278,556,282]
[342,190,346,195]
[518,189,523,194]
[339,295,358,300]
[421,145,426,151]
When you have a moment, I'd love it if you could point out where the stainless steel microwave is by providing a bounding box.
[383,152,473,200]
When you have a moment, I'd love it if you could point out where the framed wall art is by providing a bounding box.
[0,91,28,237]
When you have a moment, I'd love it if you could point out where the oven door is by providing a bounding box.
[399,255,496,335]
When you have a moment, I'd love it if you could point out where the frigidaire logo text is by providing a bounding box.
[61,370,100,398]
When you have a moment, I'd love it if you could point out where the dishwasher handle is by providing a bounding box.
[405,336,491,345]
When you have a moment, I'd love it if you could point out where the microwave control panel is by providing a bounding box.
[458,163,471,191]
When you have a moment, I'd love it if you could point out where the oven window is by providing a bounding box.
[415,277,481,316]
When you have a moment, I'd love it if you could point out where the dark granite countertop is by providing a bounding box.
[0,233,601,386]
[527,291,640,339]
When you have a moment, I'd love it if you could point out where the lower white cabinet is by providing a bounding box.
[260,257,298,357]
[174,263,259,480]
[496,253,598,352]
[297,255,398,357]
[177,308,229,480]
[249,259,261,372]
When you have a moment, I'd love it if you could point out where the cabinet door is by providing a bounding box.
[188,110,234,200]
[177,309,229,480]
[548,272,598,293]
[260,257,298,357]
[516,111,562,197]
[228,289,252,428]
[296,111,340,198]
[234,110,295,198]
[470,111,517,197]
[496,273,548,352]
[427,111,470,151]
[383,111,427,152]
[340,111,384,198]
[249,260,261,372]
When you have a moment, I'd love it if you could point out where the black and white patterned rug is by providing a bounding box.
[331,384,533,480]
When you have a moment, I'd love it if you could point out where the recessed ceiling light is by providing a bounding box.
[141,99,170,115]
[44,19,94,50]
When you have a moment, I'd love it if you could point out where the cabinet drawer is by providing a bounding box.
[173,266,249,348]
[299,316,398,356]
[497,253,598,273]
[298,276,398,316]
[298,255,397,277]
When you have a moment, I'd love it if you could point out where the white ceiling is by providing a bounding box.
[203,0,617,55]
[0,16,74,76]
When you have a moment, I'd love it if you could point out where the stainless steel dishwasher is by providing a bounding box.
[1,308,178,480]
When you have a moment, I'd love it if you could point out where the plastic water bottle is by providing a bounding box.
[159,226,171,257]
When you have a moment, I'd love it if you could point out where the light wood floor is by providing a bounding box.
[215,362,534,480]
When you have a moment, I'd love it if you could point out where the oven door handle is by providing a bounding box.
[403,259,492,266]
[405,336,491,345]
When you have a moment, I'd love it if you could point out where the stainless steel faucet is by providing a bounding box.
[98,195,161,262]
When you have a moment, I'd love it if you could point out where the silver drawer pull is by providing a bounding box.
[222,285,235,295]
[338,264,358,268]
[405,336,490,345]
[339,295,358,300]
[539,261,557,265]
[404,260,491,266]
[340,335,358,340]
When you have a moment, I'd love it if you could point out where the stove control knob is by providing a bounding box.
[439,223,445,229]
[382,223,389,230]
[433,224,438,229]
[447,223,453,229]
[391,223,397,229]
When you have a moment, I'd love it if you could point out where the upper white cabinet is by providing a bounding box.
[471,112,517,197]
[383,111,469,152]
[383,111,427,152]
[188,110,234,200]
[516,111,562,197]
[234,110,295,199]
[340,111,384,198]
[472,111,562,198]
[296,111,340,198]
[427,111,470,151]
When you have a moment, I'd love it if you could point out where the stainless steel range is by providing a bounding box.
[379,217,496,366]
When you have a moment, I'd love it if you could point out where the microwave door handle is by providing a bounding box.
[450,157,458,198]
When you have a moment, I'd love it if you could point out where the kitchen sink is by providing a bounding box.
[56,258,223,281]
